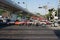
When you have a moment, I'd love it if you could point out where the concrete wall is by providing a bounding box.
[2,11,11,18]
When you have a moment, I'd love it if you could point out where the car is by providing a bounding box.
[0,19,8,26]
[57,19,60,26]
[7,20,15,25]
[39,20,46,25]
[34,20,40,26]
[15,20,26,25]
[45,20,52,25]
[51,20,59,27]
[26,20,35,25]
[0,22,7,26]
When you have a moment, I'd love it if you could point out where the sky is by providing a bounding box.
[11,0,58,15]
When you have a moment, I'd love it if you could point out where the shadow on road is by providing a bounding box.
[0,39,28,40]
[0,25,7,29]
[54,30,60,40]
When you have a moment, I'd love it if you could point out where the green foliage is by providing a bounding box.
[17,14,22,17]
[0,9,8,15]
[0,9,5,15]
[36,13,41,16]
[17,11,23,17]
[36,13,40,15]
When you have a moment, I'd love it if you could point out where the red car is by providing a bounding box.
[15,20,26,25]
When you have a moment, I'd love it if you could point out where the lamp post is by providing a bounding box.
[23,2,27,9]
[18,2,20,4]
[38,4,48,15]
[38,5,48,18]
[17,1,27,9]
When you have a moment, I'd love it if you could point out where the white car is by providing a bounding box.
[27,20,34,25]
[39,20,46,25]
[7,20,15,25]
[34,20,40,25]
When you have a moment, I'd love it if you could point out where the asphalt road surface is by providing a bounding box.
[0,25,60,40]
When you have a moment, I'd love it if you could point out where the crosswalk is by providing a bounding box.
[0,25,59,40]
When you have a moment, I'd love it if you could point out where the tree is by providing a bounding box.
[0,9,6,15]
[36,13,41,16]
[17,11,23,18]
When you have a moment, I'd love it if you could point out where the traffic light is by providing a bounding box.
[48,8,54,12]
[50,15,54,19]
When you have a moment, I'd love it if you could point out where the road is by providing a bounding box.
[0,25,60,40]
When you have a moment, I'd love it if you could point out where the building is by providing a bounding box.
[0,0,37,20]
[2,10,11,18]
[58,0,60,19]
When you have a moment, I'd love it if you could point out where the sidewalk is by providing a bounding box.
[48,26,60,30]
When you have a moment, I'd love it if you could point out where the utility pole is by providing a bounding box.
[58,0,60,19]
[57,0,60,26]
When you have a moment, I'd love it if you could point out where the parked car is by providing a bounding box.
[7,20,15,25]
[45,20,52,25]
[0,21,7,25]
[27,20,34,25]
[57,19,60,26]
[34,20,40,26]
[15,20,26,25]
[51,20,59,27]
[39,20,46,25]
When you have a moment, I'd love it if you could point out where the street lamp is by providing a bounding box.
[18,2,20,4]
[23,2,27,9]
[38,5,47,16]
[18,1,27,9]
[38,7,42,9]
